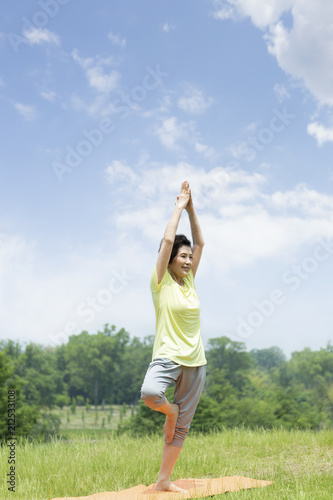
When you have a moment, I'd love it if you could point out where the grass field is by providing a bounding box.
[0,427,332,500]
[52,404,133,431]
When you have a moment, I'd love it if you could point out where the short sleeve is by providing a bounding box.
[150,264,171,293]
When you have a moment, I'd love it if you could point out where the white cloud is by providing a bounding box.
[40,90,57,102]
[154,116,196,149]
[140,95,172,119]
[212,1,333,108]
[194,142,217,160]
[105,160,139,185]
[153,113,216,157]
[195,142,208,153]
[105,159,201,204]
[274,83,290,103]
[103,160,333,272]
[267,184,333,217]
[226,141,246,160]
[70,51,128,118]
[212,3,237,21]
[71,92,136,120]
[72,49,120,94]
[307,122,333,146]
[212,0,293,28]
[23,27,60,46]
[108,31,126,48]
[265,5,333,107]
[14,103,37,121]
[178,85,213,114]
[162,23,176,33]
[0,232,149,347]
[86,66,119,93]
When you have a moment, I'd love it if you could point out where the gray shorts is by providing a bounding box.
[140,357,206,448]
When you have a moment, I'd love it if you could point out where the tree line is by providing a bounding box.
[1,324,333,441]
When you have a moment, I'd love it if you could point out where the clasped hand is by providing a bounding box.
[175,181,194,212]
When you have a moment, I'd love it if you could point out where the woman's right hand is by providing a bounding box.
[175,181,190,210]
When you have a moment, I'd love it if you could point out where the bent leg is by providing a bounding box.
[141,358,181,409]
[141,358,181,442]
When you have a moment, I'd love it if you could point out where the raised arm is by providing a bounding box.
[156,181,190,284]
[185,188,205,278]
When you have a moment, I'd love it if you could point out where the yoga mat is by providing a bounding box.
[51,475,274,499]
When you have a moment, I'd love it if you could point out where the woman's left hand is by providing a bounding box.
[185,188,194,212]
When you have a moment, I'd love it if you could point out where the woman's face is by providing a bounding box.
[168,245,193,280]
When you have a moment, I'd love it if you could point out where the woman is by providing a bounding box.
[141,180,207,493]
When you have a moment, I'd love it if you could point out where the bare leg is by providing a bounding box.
[154,443,189,493]
[153,398,179,443]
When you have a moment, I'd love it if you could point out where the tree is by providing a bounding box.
[64,325,131,406]
[18,343,63,408]
[0,351,39,441]
[250,346,286,371]
[55,394,70,409]
[116,335,154,404]
[205,337,253,396]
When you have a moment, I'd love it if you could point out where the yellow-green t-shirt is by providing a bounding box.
[150,264,207,367]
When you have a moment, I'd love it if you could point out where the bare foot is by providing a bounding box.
[154,480,189,493]
[163,404,179,443]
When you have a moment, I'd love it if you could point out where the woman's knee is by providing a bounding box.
[141,382,165,408]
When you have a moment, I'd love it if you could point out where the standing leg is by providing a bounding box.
[141,358,189,493]
[154,364,206,492]
[154,443,187,492]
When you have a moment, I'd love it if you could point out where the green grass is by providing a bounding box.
[0,428,332,499]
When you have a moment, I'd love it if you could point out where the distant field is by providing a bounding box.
[51,404,134,431]
[0,428,332,499]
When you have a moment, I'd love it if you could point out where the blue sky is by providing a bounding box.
[1,0,333,357]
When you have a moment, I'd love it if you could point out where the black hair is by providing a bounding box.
[158,234,192,264]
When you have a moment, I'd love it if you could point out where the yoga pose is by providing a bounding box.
[141,180,207,493]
